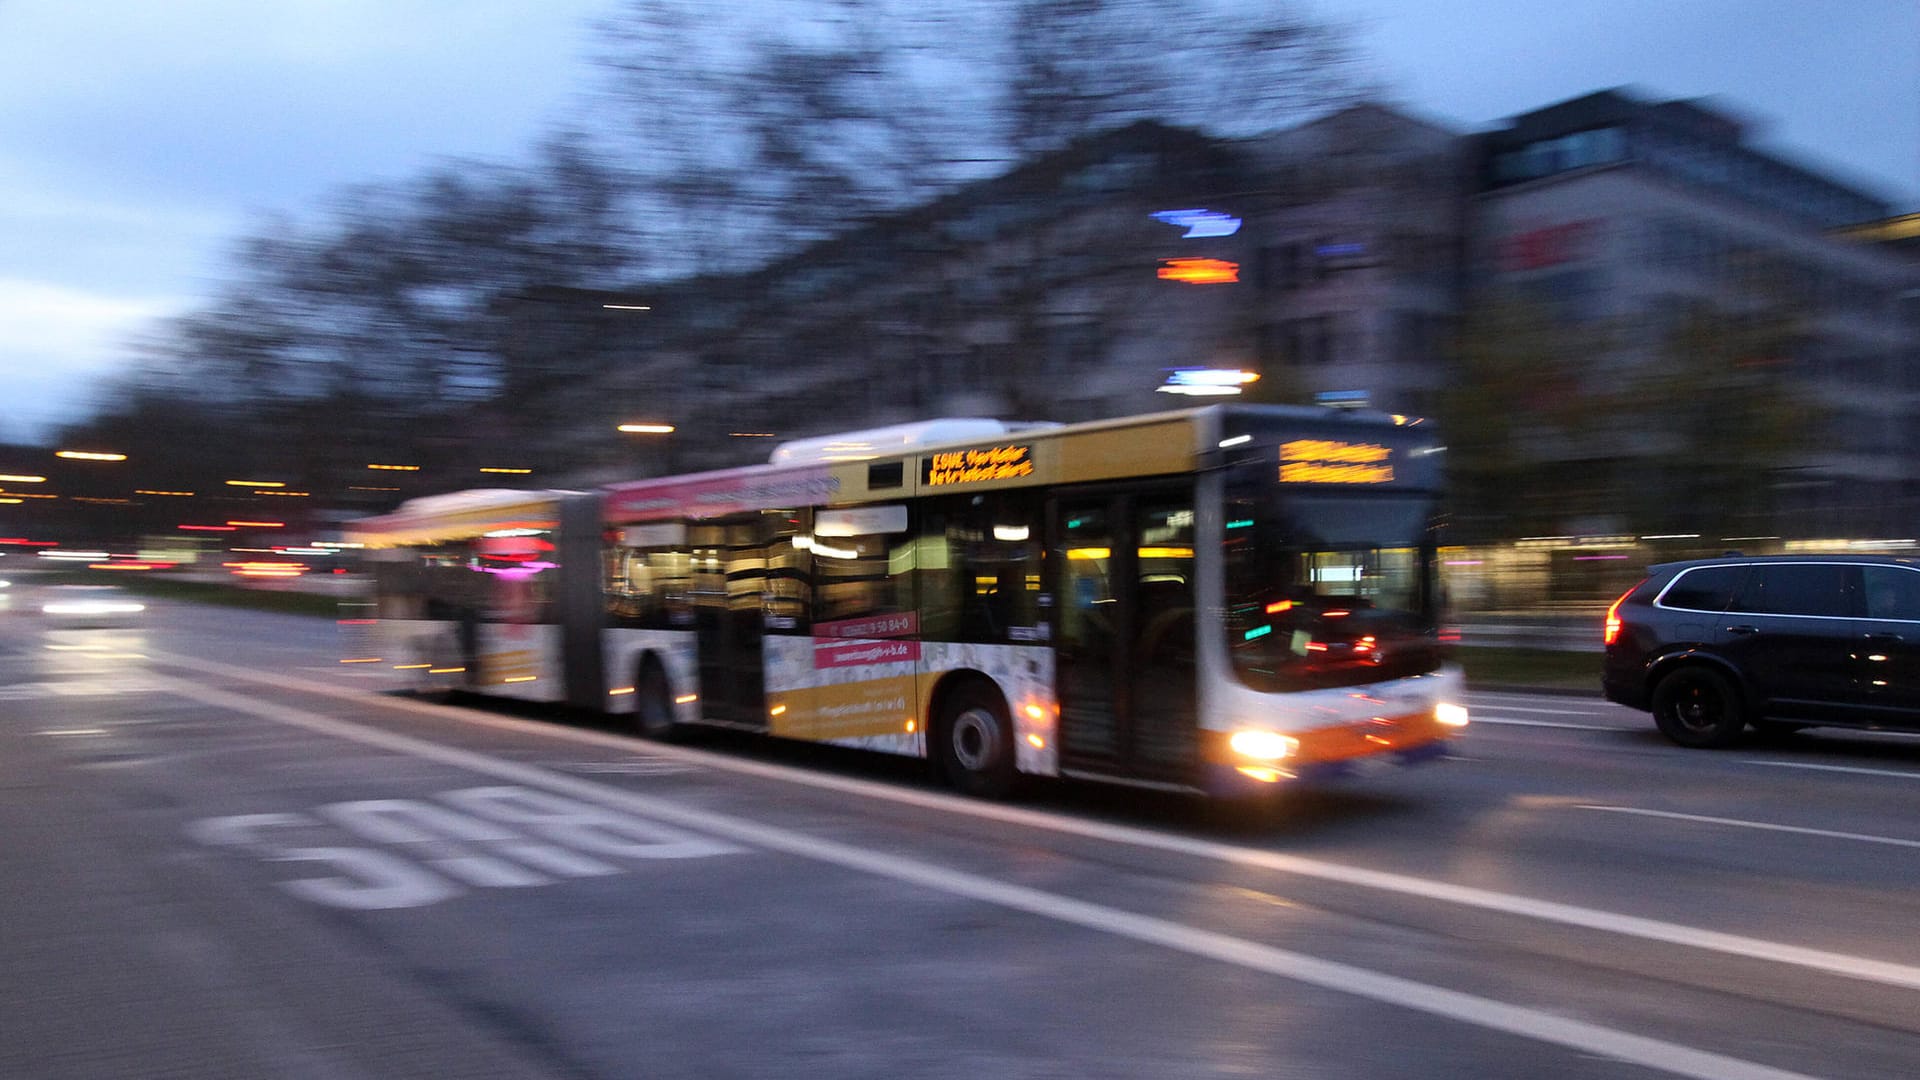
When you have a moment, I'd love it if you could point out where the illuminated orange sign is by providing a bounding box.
[1279,440,1394,484]
[1157,257,1239,284]
[924,445,1034,487]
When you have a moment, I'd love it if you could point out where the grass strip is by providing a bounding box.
[1455,646,1597,692]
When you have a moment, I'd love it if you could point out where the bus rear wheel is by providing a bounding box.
[634,659,679,741]
[938,683,1016,799]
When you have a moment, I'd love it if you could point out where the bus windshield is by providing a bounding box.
[1222,466,1439,693]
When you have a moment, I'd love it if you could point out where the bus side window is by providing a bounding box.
[923,493,1042,645]
[802,511,906,622]
[606,534,695,631]
[762,509,812,633]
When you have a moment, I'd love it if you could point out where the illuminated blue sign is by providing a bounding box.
[1150,209,1242,238]
[1315,390,1371,409]
[1314,242,1366,258]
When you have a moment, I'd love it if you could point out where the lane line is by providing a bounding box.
[1742,760,1920,782]
[142,648,1920,997]
[144,670,1812,1080]
[1578,805,1920,851]
[1461,703,1605,716]
[1469,717,1618,731]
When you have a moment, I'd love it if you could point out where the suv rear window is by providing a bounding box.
[1726,563,1857,618]
[1656,565,1745,612]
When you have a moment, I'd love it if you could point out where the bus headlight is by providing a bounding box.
[1229,729,1298,761]
[1435,702,1469,727]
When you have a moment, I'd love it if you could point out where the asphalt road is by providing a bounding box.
[4,596,1920,1079]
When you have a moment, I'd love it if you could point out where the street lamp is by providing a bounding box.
[618,422,677,476]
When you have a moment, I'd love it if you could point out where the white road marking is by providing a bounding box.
[1462,702,1603,716]
[190,786,739,909]
[146,669,1811,1080]
[1470,716,1617,731]
[1741,760,1920,782]
[144,650,1920,997]
[1578,805,1920,851]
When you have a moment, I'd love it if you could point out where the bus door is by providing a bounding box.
[689,515,769,728]
[1050,487,1198,783]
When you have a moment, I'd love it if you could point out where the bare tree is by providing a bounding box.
[590,0,1372,274]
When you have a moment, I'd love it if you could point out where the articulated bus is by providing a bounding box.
[344,406,1467,798]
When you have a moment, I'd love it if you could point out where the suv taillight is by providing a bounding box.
[1603,584,1639,646]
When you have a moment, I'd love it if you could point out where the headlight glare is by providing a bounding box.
[1229,729,1298,761]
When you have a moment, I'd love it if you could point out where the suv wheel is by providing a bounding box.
[1651,666,1747,748]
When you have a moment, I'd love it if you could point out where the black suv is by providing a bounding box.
[1602,554,1920,746]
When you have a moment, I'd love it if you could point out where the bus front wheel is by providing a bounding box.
[634,659,680,741]
[938,682,1016,799]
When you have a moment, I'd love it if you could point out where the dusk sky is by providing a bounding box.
[3,0,1915,442]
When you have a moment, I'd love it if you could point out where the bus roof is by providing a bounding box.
[603,405,1430,523]
[344,489,571,548]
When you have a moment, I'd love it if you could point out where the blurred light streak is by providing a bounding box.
[0,474,47,483]
[479,468,533,474]
[226,520,285,528]
[225,480,285,488]
[179,525,237,532]
[602,303,652,311]
[134,489,194,496]
[367,464,421,471]
[618,423,675,434]
[43,601,144,615]
[1156,258,1239,284]
[1150,208,1242,237]
[259,490,311,497]
[55,450,127,461]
